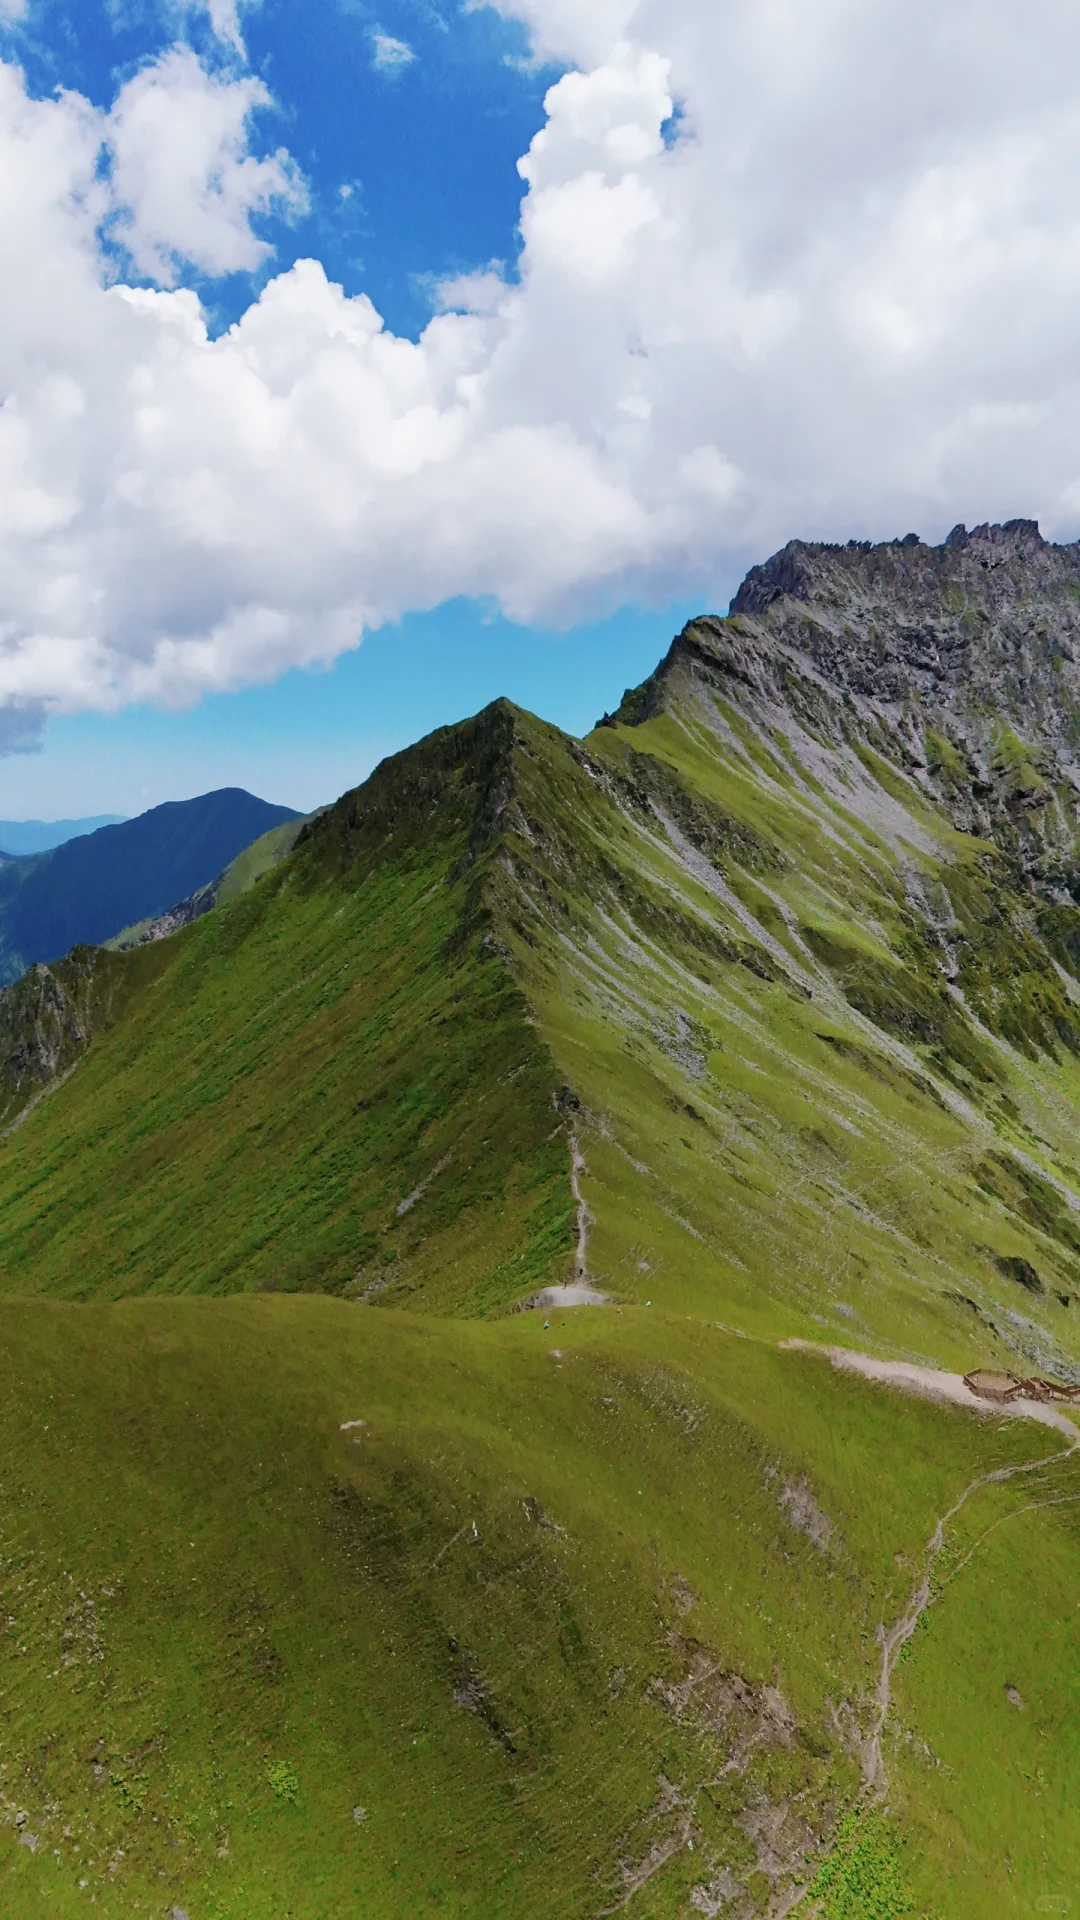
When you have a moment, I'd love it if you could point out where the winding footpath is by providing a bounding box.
[865,1433,1080,1794]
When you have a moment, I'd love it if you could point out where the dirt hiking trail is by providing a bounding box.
[780,1340,1080,1794]
[782,1340,1080,1437]
[780,1342,1080,1796]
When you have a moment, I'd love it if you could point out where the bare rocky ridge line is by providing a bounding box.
[109,883,215,952]
[603,517,1080,897]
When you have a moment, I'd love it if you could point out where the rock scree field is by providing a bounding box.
[3,522,1080,1915]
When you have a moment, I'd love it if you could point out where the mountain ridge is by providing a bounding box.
[3,526,1080,1913]
[8,529,1080,1320]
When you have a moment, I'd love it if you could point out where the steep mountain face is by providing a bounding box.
[639,517,1080,880]
[3,528,1080,1916]
[0,945,152,1125]
[0,787,299,982]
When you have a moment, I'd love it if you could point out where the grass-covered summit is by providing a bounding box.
[2,524,1080,1917]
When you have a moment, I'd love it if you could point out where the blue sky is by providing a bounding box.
[2,0,1078,818]
[0,0,711,818]
[15,0,550,339]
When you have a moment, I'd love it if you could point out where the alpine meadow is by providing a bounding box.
[1,522,1080,1916]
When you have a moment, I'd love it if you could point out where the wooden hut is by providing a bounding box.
[963,1370,1025,1404]
[964,1369,1080,1406]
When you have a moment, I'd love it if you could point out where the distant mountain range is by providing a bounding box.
[0,787,299,983]
[0,815,128,856]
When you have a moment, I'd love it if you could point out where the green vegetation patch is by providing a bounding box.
[974,1153,1080,1257]
[0,1297,1063,1918]
[800,923,1002,1085]
[799,1807,928,1918]
[1,624,1080,1920]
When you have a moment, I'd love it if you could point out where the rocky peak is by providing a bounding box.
[718,519,1080,753]
[601,518,1080,893]
[730,519,1061,626]
[943,517,1045,554]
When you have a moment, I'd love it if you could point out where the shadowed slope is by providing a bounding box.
[0,705,572,1309]
[105,812,316,953]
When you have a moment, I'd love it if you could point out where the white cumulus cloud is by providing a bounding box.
[371,32,415,72]
[5,1,1080,739]
[107,49,307,283]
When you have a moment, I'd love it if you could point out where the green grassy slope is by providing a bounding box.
[216,814,316,905]
[10,673,1080,1363]
[0,708,569,1311]
[1,1294,1073,1920]
[4,578,1080,1912]
[480,670,1080,1380]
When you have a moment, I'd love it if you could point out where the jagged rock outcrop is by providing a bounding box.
[0,949,130,1126]
[110,883,216,952]
[603,520,1080,895]
[728,518,1079,733]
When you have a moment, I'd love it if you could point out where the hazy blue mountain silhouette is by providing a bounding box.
[0,817,127,857]
[0,789,299,982]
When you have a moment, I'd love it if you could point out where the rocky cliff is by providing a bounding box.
[604,519,1080,891]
